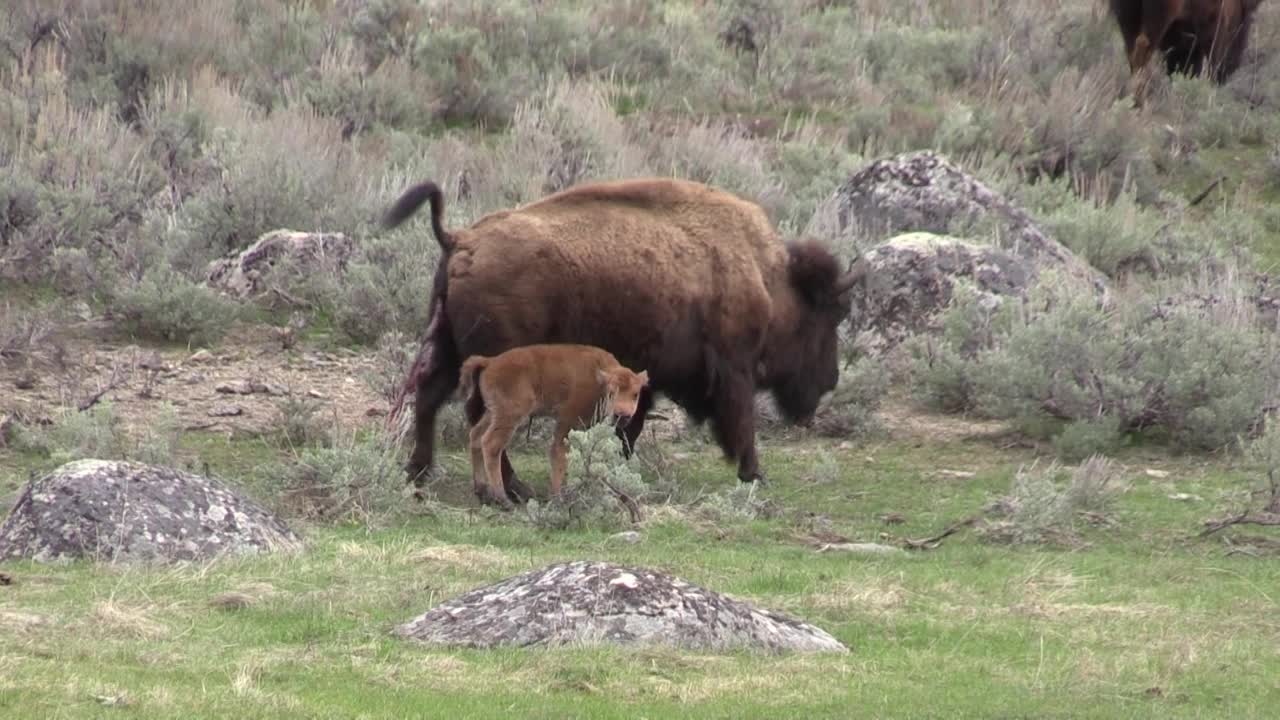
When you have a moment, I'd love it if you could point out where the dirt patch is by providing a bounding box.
[0,322,388,442]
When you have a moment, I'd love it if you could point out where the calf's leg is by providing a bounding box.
[468,413,491,500]
[464,370,534,504]
[480,419,519,510]
[549,420,573,498]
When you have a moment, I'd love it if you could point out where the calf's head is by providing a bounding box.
[598,367,650,426]
[765,240,865,423]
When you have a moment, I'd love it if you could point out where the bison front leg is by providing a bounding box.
[712,369,763,485]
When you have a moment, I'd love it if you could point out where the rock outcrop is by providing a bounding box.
[394,560,847,654]
[0,460,301,563]
[832,150,1106,293]
[206,229,352,299]
[850,232,1034,351]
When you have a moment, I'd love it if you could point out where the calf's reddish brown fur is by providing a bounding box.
[459,344,648,506]
[1109,0,1264,105]
[383,177,865,502]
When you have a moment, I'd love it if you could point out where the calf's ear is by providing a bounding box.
[596,368,612,386]
[637,370,649,386]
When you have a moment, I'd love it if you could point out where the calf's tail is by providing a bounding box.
[458,356,491,407]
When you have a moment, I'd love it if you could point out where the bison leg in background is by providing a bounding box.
[463,386,534,504]
[711,367,763,484]
[616,385,655,459]
[407,348,460,492]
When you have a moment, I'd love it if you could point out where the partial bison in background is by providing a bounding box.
[1109,0,1264,105]
[382,178,865,503]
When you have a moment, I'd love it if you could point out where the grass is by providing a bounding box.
[2,432,1278,718]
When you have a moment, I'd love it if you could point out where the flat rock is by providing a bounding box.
[394,560,847,654]
[208,404,243,417]
[215,381,253,395]
[0,459,300,563]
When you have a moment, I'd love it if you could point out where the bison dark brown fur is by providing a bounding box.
[383,177,866,501]
[1109,0,1264,105]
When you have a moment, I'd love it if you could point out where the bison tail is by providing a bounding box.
[382,181,454,252]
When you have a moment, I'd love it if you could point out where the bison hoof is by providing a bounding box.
[504,475,536,505]
[476,486,516,511]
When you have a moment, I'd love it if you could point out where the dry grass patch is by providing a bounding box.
[90,599,171,640]
[805,577,911,615]
[0,608,49,633]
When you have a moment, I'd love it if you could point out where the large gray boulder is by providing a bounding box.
[0,460,301,563]
[206,229,352,299]
[851,232,1033,351]
[394,560,847,654]
[832,150,1106,293]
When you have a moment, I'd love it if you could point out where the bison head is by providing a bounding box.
[765,240,865,423]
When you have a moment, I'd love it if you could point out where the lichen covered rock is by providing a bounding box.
[833,150,1105,293]
[206,229,352,299]
[394,560,847,654]
[851,232,1032,351]
[0,460,301,563]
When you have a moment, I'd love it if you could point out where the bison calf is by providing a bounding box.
[459,344,649,507]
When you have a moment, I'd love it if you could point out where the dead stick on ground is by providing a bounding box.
[1198,511,1280,537]
[1188,176,1225,208]
[78,364,127,412]
[902,514,980,550]
[600,476,643,524]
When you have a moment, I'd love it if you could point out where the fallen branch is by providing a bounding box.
[1188,176,1226,208]
[78,364,127,412]
[600,475,643,524]
[1198,511,1280,537]
[901,514,980,550]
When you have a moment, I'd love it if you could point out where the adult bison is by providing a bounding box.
[382,177,865,504]
[1110,0,1264,105]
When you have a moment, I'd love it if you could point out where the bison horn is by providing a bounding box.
[834,256,869,295]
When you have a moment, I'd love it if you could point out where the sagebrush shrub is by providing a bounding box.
[980,456,1119,545]
[910,274,1280,453]
[525,422,650,531]
[112,267,240,347]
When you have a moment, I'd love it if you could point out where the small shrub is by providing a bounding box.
[811,355,890,438]
[979,456,1119,545]
[112,267,240,347]
[12,401,182,468]
[525,422,649,531]
[14,404,123,466]
[692,482,781,523]
[274,396,330,449]
[904,283,1001,413]
[1242,414,1280,514]
[263,429,407,523]
[1052,417,1124,463]
[133,404,182,467]
[914,273,1280,453]
[0,302,56,361]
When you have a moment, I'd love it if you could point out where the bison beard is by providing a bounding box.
[381,177,862,501]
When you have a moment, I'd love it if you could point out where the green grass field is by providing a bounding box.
[3,430,1277,719]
